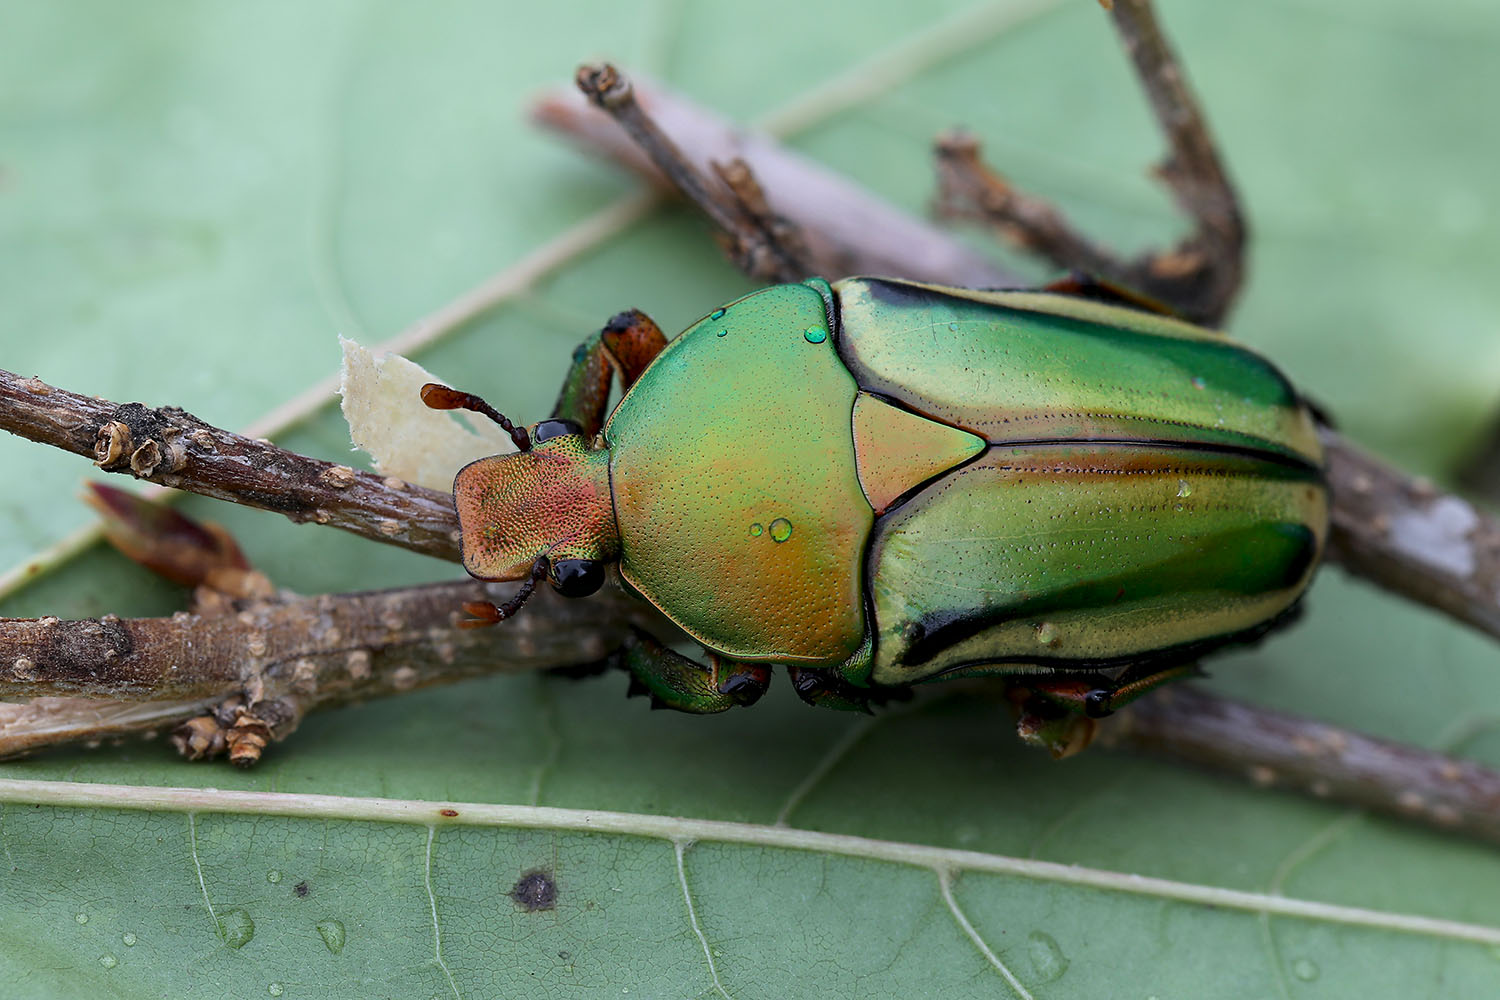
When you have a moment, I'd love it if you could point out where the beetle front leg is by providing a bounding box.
[552,309,668,436]
[621,628,770,713]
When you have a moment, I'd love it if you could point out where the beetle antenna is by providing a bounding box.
[458,556,550,628]
[421,383,532,453]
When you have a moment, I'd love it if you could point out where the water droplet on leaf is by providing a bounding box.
[316,918,346,954]
[99,954,117,969]
[268,983,285,997]
[74,912,89,925]
[1027,930,1069,982]
[218,908,255,949]
[121,932,137,947]
[266,869,282,884]
[1292,958,1319,981]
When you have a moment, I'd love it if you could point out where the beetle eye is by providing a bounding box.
[550,558,605,598]
[532,418,582,444]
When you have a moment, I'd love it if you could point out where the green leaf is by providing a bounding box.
[4,0,1500,996]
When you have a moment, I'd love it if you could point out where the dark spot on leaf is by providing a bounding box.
[511,869,557,912]
[558,951,571,961]
[293,881,309,898]
[439,808,459,818]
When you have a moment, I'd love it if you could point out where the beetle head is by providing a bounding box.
[453,426,619,598]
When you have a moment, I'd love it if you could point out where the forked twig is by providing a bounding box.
[575,63,813,284]
[935,0,1245,326]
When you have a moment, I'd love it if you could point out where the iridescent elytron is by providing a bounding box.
[426,277,1327,748]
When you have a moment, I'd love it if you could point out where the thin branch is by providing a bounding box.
[1322,429,1500,639]
[540,69,1015,288]
[935,0,1245,325]
[0,368,460,562]
[1104,687,1500,844]
[0,583,655,759]
[573,63,813,284]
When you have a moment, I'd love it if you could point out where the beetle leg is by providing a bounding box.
[620,628,770,713]
[552,310,668,436]
[1026,662,1203,719]
[788,666,870,713]
[787,666,913,714]
[1008,662,1203,758]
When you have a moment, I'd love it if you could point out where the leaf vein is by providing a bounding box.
[939,867,1034,999]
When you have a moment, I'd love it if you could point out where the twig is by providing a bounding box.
[0,583,654,759]
[0,368,460,562]
[1322,429,1500,640]
[935,0,1245,325]
[533,76,1014,288]
[1104,687,1500,844]
[573,64,813,283]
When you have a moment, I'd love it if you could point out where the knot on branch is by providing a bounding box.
[171,693,302,767]
[93,403,188,477]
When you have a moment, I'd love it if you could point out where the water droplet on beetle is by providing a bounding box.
[268,983,285,997]
[1176,480,1192,498]
[947,321,959,332]
[715,328,728,338]
[769,518,793,542]
[218,908,255,949]
[1035,621,1060,646]
[1027,930,1069,982]
[75,912,89,925]
[317,918,346,954]
[1292,958,1319,981]
[99,953,117,969]
[122,932,137,947]
[266,869,282,884]
[803,326,826,344]
[710,308,725,320]
[749,523,764,537]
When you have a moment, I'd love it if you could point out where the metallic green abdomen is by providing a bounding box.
[831,278,1328,684]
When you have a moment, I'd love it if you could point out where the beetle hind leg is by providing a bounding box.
[620,628,770,713]
[1009,662,1203,758]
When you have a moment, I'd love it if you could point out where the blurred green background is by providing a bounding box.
[2,0,1499,996]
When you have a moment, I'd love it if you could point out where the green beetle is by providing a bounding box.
[423,276,1327,748]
